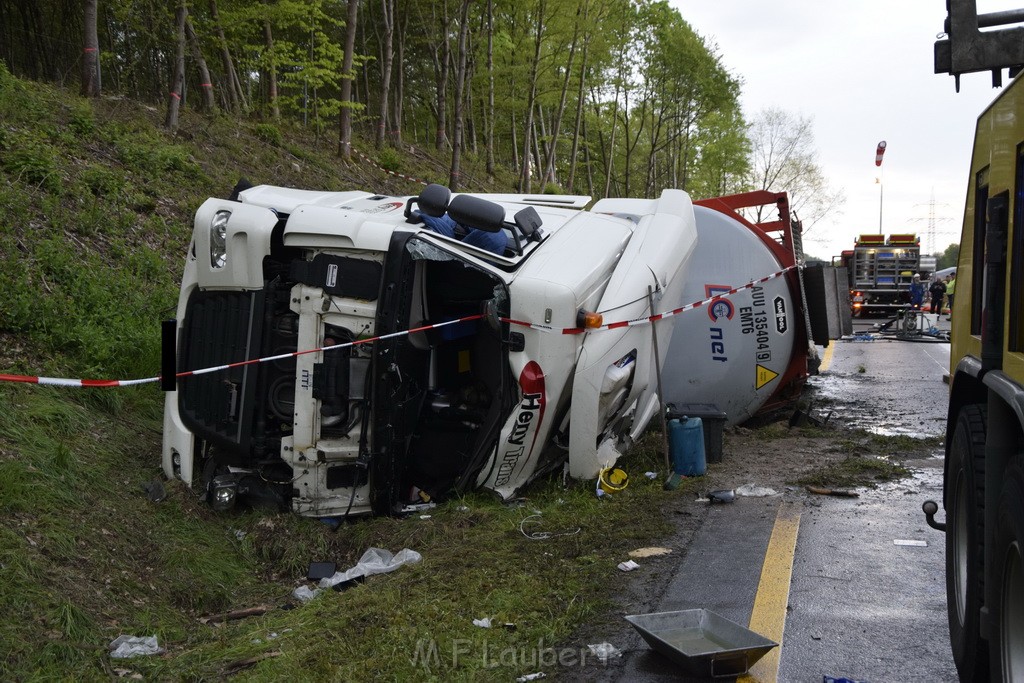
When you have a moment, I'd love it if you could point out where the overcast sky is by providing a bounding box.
[670,1,1021,260]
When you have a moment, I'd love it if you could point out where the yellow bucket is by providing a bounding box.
[599,467,629,493]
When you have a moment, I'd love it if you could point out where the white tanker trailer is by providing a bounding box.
[662,190,822,425]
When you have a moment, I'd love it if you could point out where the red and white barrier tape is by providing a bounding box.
[0,266,796,388]
[352,148,431,187]
[503,265,797,334]
[0,316,482,388]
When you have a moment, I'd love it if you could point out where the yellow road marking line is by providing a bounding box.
[818,343,836,374]
[738,500,801,683]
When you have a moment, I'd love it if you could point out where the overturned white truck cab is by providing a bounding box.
[162,182,697,517]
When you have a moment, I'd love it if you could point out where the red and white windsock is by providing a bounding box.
[875,140,887,167]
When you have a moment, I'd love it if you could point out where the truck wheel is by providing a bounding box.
[946,404,988,681]
[990,458,1024,682]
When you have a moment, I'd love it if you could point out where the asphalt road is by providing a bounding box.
[576,313,956,683]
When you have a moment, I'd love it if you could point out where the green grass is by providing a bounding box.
[796,455,911,489]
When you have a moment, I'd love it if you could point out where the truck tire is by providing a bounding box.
[946,404,989,682]
[990,457,1024,682]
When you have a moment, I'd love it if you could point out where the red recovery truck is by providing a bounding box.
[833,233,921,316]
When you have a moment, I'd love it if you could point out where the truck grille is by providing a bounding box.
[178,290,264,456]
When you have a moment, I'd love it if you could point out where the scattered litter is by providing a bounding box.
[457,505,470,511]
[894,539,928,547]
[293,586,321,603]
[233,529,247,541]
[644,471,658,480]
[399,502,436,514]
[519,514,581,540]
[319,547,422,589]
[502,622,517,631]
[587,642,622,663]
[307,562,337,581]
[617,560,641,572]
[419,515,432,520]
[109,635,164,659]
[629,547,672,559]
[516,673,546,682]
[824,677,867,683]
[472,618,493,628]
[707,489,735,504]
[736,484,779,497]
[806,486,859,498]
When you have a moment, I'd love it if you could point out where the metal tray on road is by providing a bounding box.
[624,609,777,678]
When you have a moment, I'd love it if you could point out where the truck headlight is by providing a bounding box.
[210,210,231,269]
[209,474,238,511]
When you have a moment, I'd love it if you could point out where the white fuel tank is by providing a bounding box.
[662,205,798,424]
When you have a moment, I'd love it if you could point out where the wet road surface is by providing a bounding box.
[579,315,955,682]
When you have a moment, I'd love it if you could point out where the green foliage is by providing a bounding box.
[937,242,960,270]
[254,122,284,145]
[378,145,402,172]
[0,130,60,190]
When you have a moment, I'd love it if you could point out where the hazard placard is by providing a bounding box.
[756,364,779,389]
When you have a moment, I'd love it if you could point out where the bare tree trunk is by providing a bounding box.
[164,0,187,131]
[603,43,625,197]
[81,0,101,97]
[391,0,407,146]
[375,0,395,148]
[543,2,581,187]
[185,17,215,111]
[511,112,519,172]
[262,7,279,120]
[518,0,544,193]
[567,33,589,193]
[448,0,471,190]
[432,0,451,151]
[338,0,359,159]
[209,0,245,112]
[583,115,595,197]
[485,0,495,176]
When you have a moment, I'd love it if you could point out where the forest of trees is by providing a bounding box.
[0,0,757,199]
[0,0,853,220]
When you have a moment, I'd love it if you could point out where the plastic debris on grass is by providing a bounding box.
[587,642,622,663]
[617,559,641,572]
[472,617,493,628]
[319,547,422,589]
[109,635,164,659]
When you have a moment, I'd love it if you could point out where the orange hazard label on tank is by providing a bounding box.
[756,364,779,390]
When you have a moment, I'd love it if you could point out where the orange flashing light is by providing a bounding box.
[577,310,604,329]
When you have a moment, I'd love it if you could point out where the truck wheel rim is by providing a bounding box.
[1003,539,1024,679]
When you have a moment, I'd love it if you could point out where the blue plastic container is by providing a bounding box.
[669,417,706,476]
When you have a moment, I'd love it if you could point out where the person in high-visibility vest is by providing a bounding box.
[946,272,956,320]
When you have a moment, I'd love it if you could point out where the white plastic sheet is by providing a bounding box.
[109,635,164,659]
[318,547,422,589]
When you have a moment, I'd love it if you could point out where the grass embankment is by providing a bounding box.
[0,65,686,680]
